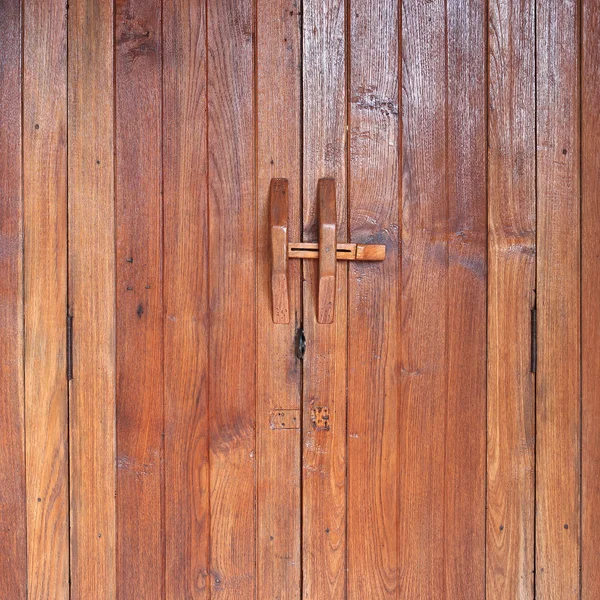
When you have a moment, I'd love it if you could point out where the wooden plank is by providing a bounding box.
[446,2,487,593]
[535,0,581,597]
[347,0,399,596]
[0,0,26,597]
[256,1,302,594]
[115,1,164,597]
[23,0,69,597]
[68,0,116,597]
[582,1,600,597]
[302,0,347,595]
[400,0,486,595]
[207,0,256,596]
[487,0,536,596]
[163,2,209,598]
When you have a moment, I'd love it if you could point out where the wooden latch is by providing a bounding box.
[270,178,386,324]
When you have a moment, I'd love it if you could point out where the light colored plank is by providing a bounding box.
[115,1,164,596]
[0,0,26,596]
[582,0,600,597]
[487,0,536,596]
[68,0,116,597]
[207,0,256,596]
[23,0,69,597]
[163,2,209,598]
[535,0,581,596]
[347,0,399,596]
[256,2,302,595]
[302,0,347,595]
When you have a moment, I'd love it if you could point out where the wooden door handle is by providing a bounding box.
[270,177,385,324]
[317,178,337,324]
[270,178,290,323]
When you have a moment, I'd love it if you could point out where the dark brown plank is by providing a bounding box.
[0,0,26,597]
[302,0,347,596]
[400,0,486,595]
[115,1,164,597]
[163,2,209,598]
[23,0,69,597]
[582,1,600,597]
[256,1,302,594]
[535,0,581,597]
[487,1,536,597]
[347,0,399,596]
[207,0,256,596]
[68,1,116,597]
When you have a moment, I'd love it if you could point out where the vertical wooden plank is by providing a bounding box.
[256,0,302,597]
[347,0,398,597]
[445,0,487,595]
[302,0,347,596]
[0,0,26,597]
[115,1,164,597]
[400,0,486,596]
[536,0,581,597]
[68,0,116,597]
[163,2,209,598]
[207,0,256,596]
[582,1,600,597]
[23,0,69,597]
[487,0,536,597]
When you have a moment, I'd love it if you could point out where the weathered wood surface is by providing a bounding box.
[302,0,348,596]
[487,0,536,597]
[163,1,210,598]
[536,0,581,597]
[115,0,164,596]
[347,0,399,596]
[256,2,302,595]
[0,1,26,597]
[23,0,70,597]
[68,0,116,597]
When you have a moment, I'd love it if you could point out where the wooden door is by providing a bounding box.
[0,1,598,598]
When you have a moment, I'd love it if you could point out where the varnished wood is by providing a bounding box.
[582,1,600,597]
[68,1,116,597]
[115,0,164,596]
[347,0,399,596]
[302,0,348,594]
[23,1,70,597]
[317,179,337,324]
[487,1,536,597]
[0,1,26,597]
[288,243,385,261]
[256,3,302,594]
[536,1,581,597]
[163,1,209,597]
[207,0,256,596]
[270,179,290,324]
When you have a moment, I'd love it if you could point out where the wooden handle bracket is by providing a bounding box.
[270,177,386,324]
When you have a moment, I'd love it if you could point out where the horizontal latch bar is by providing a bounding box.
[287,242,385,261]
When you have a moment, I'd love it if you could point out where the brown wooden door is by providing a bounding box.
[1,0,599,598]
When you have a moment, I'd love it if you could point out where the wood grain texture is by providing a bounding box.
[536,0,581,597]
[115,1,164,597]
[68,0,116,597]
[23,0,70,597]
[346,0,399,596]
[163,1,209,598]
[302,0,347,595]
[487,1,536,597]
[207,0,256,596]
[582,1,600,597]
[270,179,291,325]
[400,0,486,596]
[317,179,337,325]
[0,1,26,597]
[256,3,302,595]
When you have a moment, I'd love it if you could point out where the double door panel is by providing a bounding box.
[0,0,598,598]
